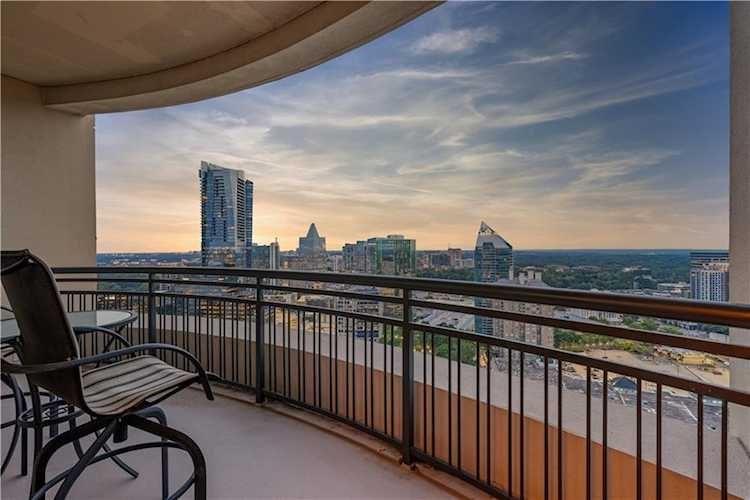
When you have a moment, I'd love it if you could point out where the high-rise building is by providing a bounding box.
[343,241,369,273]
[199,162,253,267]
[493,268,553,346]
[299,223,326,256]
[368,235,416,275]
[692,263,730,302]
[293,223,327,271]
[690,250,729,302]
[473,221,513,336]
[690,250,729,268]
[252,239,281,270]
[448,248,463,268]
[342,235,416,276]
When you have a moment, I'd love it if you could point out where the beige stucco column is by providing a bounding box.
[1,76,96,267]
[729,2,750,448]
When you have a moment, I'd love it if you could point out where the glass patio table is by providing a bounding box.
[1,309,137,345]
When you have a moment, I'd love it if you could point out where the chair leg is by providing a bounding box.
[136,406,170,500]
[30,418,114,500]
[67,416,85,459]
[21,423,28,476]
[125,414,206,500]
[28,385,45,499]
[52,421,118,500]
[0,374,23,474]
[20,384,30,476]
[100,441,139,478]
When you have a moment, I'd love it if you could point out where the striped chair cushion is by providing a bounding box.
[82,355,197,415]
[1,344,19,363]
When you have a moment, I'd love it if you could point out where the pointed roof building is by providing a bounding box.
[474,221,514,336]
[298,223,326,257]
[475,221,512,250]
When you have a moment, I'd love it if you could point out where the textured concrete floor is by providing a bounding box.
[1,390,453,499]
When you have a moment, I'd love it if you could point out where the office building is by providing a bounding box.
[343,241,369,273]
[294,223,327,271]
[199,161,253,267]
[252,239,281,270]
[342,235,416,276]
[299,223,326,256]
[473,221,513,336]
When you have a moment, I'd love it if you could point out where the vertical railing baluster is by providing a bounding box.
[656,383,662,500]
[476,341,481,481]
[508,348,513,497]
[458,338,462,472]
[431,333,436,458]
[586,366,591,500]
[697,393,703,500]
[486,345,491,487]
[401,287,414,465]
[449,337,454,468]
[255,277,265,403]
[519,351,524,498]
[637,378,642,500]
[603,369,608,500]
[147,272,156,346]
[544,354,549,500]
[558,359,563,500]
[721,399,728,500]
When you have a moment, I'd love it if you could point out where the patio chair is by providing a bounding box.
[1,250,214,500]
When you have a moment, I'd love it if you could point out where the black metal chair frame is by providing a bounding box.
[2,322,139,478]
[1,251,214,500]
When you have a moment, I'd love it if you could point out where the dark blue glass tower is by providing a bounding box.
[473,222,513,335]
[199,161,253,268]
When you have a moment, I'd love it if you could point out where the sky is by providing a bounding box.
[96,2,729,253]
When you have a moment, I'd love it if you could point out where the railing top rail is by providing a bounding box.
[53,265,750,328]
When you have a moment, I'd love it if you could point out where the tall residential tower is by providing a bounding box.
[199,161,253,267]
[689,250,729,302]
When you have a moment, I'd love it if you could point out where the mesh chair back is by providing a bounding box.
[1,250,85,407]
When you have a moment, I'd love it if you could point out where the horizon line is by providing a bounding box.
[97,248,729,255]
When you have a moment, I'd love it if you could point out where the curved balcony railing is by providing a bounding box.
[53,266,750,500]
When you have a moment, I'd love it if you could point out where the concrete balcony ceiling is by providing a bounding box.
[1,1,439,115]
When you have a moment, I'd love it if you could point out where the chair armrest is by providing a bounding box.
[73,326,132,353]
[1,343,214,400]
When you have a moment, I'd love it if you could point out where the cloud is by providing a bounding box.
[411,27,497,55]
[507,51,587,65]
[95,3,729,252]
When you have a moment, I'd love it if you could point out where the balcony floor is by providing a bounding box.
[1,389,453,499]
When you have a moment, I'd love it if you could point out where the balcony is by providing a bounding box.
[4,266,746,499]
[2,2,750,499]
[2,386,452,499]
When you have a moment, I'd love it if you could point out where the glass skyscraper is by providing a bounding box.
[199,161,253,268]
[342,235,416,276]
[473,221,513,335]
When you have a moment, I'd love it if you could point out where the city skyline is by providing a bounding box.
[96,2,729,252]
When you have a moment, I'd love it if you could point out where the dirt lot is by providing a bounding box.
[567,348,730,393]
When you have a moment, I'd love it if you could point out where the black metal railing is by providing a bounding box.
[53,266,750,500]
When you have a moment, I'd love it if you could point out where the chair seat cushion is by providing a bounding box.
[82,355,197,415]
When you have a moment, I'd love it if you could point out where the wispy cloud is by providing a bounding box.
[507,51,587,65]
[411,27,498,55]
